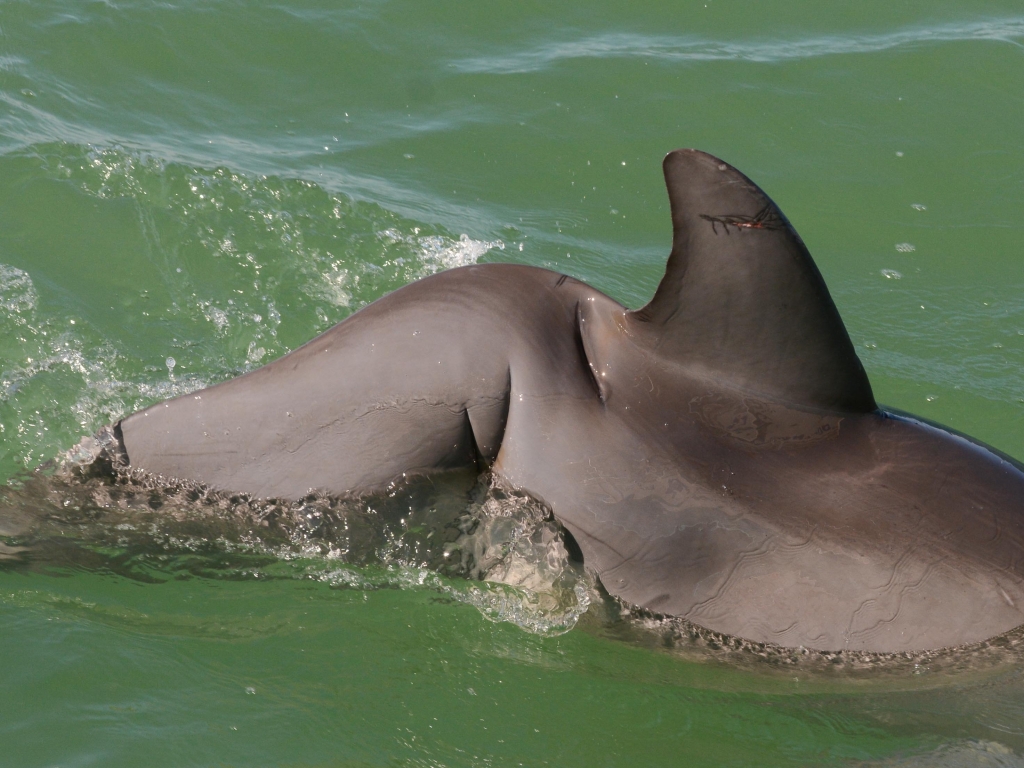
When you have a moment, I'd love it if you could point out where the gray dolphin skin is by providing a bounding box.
[117,149,1024,654]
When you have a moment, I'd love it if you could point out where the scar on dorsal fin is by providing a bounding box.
[628,149,876,414]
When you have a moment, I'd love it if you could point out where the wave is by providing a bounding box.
[452,17,1024,74]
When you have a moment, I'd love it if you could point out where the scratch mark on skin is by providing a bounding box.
[986,509,1003,546]
[847,555,947,642]
[700,204,785,235]
[685,542,773,620]
[687,525,819,621]
[354,393,509,422]
[870,546,918,595]
[998,585,1016,609]
[770,620,799,637]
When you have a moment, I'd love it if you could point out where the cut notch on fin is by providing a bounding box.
[629,149,876,414]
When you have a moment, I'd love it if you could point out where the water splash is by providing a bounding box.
[0,265,38,315]
[379,229,504,274]
[0,143,505,479]
[1,436,590,636]
[0,261,209,474]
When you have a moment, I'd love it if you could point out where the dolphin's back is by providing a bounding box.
[119,264,596,498]
[113,149,1024,654]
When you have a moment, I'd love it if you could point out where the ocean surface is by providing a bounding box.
[2,2,1024,765]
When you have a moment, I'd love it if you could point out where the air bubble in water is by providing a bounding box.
[166,357,176,376]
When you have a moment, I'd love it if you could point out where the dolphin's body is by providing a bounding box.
[117,150,1024,653]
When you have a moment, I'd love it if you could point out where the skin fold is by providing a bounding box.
[118,149,1024,653]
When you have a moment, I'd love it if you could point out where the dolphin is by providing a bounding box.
[114,149,1024,654]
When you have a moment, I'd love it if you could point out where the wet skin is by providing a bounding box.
[118,150,1024,653]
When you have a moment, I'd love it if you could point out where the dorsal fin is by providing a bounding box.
[628,149,876,413]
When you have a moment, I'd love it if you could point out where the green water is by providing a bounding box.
[2,2,1024,765]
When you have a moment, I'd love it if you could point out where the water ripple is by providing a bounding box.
[452,18,1024,74]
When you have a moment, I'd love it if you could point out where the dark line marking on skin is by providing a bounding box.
[688,527,818,620]
[463,409,486,471]
[687,537,777,619]
[700,204,785,235]
[847,556,947,641]
[574,302,606,403]
[555,274,570,288]
[770,620,799,637]
[465,377,511,468]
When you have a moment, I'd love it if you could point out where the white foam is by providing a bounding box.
[0,264,37,315]
[417,233,504,274]
[306,265,352,307]
[379,229,505,277]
